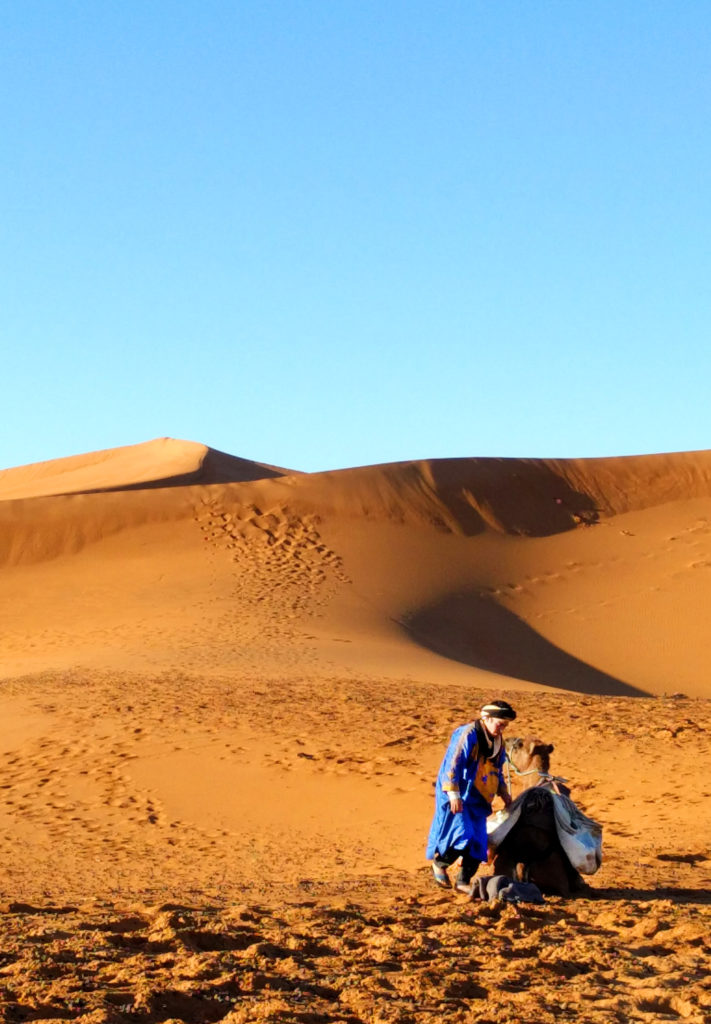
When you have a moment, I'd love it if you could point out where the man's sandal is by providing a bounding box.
[431,862,451,889]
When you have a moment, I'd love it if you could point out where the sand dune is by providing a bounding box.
[0,437,293,501]
[3,447,711,694]
[1,441,710,1023]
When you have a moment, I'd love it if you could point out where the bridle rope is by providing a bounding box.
[504,751,568,793]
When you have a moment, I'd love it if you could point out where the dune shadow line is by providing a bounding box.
[51,449,290,499]
[405,590,646,697]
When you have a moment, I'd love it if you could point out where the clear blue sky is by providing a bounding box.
[2,1,710,473]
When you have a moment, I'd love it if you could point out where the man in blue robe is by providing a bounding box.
[426,699,516,895]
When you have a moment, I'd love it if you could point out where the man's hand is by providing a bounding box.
[447,792,463,814]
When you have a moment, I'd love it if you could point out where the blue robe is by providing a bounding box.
[426,721,505,863]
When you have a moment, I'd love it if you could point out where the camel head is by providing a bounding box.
[506,736,555,774]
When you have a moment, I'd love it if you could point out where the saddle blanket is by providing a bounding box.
[487,790,603,875]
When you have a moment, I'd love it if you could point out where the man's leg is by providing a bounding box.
[455,849,481,894]
[431,847,460,888]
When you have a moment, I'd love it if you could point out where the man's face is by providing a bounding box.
[482,713,509,736]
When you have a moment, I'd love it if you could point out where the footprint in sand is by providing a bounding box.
[193,499,351,662]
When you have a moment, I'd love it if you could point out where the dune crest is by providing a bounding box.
[282,449,711,536]
[0,437,294,501]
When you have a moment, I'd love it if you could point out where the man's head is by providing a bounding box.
[480,699,516,736]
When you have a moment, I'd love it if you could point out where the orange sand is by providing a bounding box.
[0,438,709,1023]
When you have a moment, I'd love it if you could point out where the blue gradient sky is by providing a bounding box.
[2,2,710,473]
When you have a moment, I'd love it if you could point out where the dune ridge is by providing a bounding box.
[283,448,711,535]
[0,437,293,502]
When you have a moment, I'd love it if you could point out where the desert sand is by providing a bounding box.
[0,438,709,1023]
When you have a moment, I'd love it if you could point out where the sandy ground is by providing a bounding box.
[0,439,710,1023]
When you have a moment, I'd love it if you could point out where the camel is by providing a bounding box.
[488,736,602,897]
[503,736,570,797]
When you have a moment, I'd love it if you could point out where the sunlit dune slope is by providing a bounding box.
[2,446,711,696]
[0,437,293,501]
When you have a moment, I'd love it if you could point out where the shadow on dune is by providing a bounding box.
[406,591,646,697]
[422,458,601,536]
[304,457,604,539]
[61,449,291,495]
